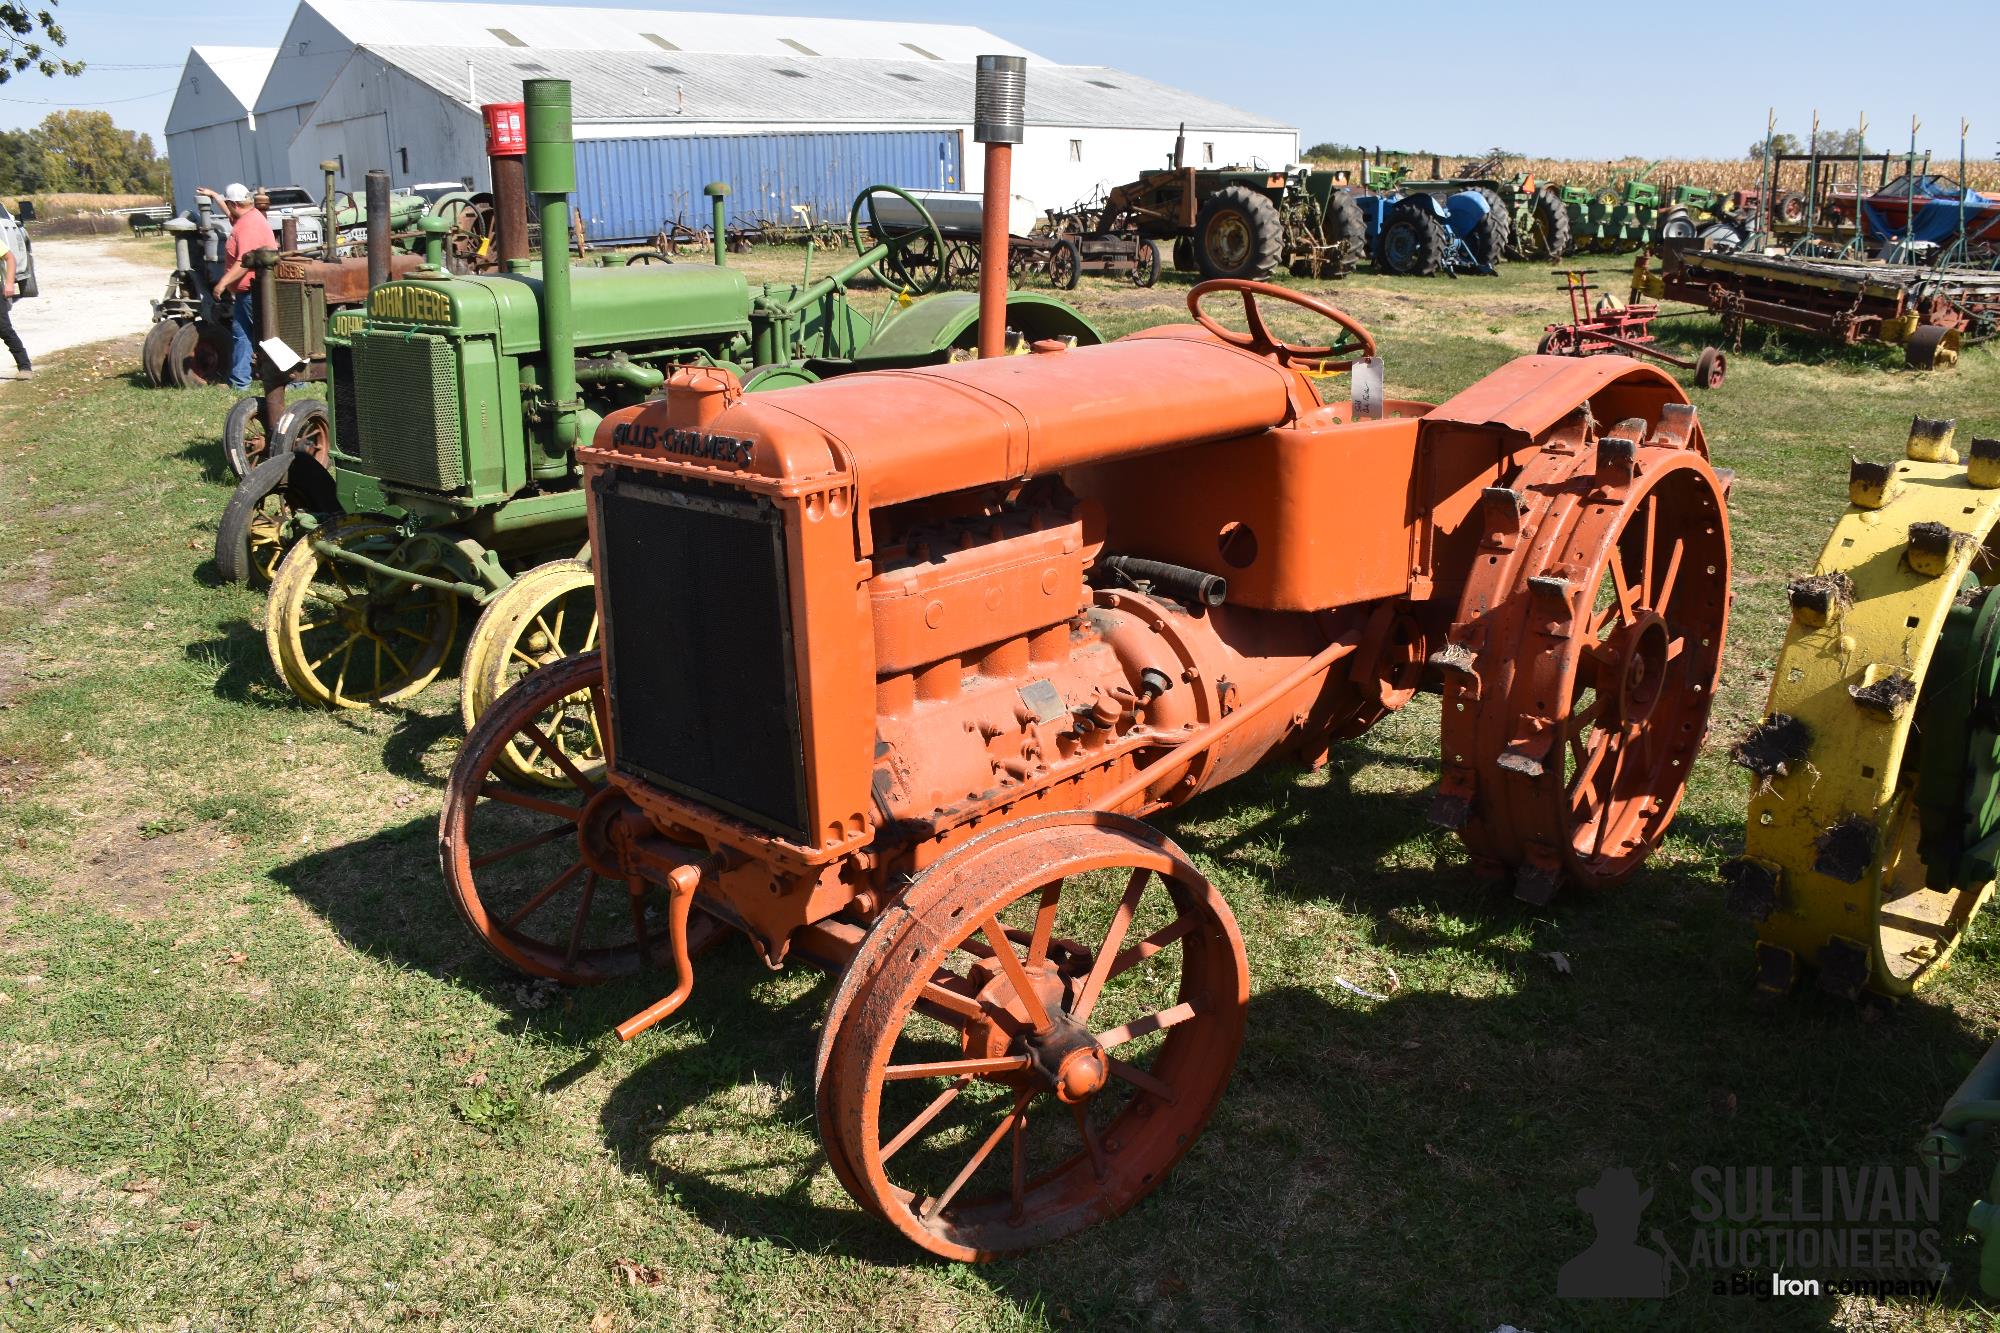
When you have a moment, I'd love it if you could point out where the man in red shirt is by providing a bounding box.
[200,183,277,390]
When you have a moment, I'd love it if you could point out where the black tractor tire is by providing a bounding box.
[141,319,177,387]
[222,395,270,479]
[1321,190,1368,272]
[1130,239,1161,288]
[1463,188,1509,270]
[1047,237,1082,290]
[1377,198,1446,276]
[215,451,293,586]
[1523,186,1573,260]
[1193,185,1284,280]
[1470,186,1511,263]
[1170,235,1196,272]
[16,237,35,298]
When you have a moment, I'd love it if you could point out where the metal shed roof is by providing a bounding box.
[166,46,278,133]
[365,45,1292,133]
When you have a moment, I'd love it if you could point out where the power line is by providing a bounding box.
[0,86,174,106]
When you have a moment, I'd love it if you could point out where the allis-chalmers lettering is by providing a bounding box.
[610,421,755,467]
[369,285,454,323]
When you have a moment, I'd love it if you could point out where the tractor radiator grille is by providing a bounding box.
[592,466,809,842]
[273,284,326,361]
[327,343,360,465]
[350,330,465,493]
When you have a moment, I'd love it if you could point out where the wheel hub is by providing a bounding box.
[1028,1017,1109,1104]
[960,954,1105,1101]
[1608,611,1671,724]
[577,783,641,877]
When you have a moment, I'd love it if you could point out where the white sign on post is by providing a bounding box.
[259,337,304,374]
[1350,355,1384,421]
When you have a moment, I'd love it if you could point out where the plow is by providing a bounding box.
[1538,269,1725,389]
[433,63,1734,1262]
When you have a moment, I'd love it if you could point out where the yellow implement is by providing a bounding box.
[1732,418,2000,1000]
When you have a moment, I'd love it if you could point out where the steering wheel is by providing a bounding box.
[848,184,947,296]
[1187,279,1377,372]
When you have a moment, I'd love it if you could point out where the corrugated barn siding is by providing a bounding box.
[575,130,963,244]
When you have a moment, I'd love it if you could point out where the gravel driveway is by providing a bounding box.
[3,237,164,375]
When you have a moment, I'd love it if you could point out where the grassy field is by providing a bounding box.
[3,240,2000,1331]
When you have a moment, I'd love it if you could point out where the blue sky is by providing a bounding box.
[4,0,1996,163]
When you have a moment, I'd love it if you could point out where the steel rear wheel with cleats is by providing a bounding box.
[815,810,1249,1261]
[265,520,458,708]
[1433,405,1731,904]
[1732,419,2000,1000]
[439,652,657,986]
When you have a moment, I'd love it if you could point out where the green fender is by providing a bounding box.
[854,291,1102,365]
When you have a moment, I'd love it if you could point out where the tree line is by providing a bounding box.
[0,110,168,195]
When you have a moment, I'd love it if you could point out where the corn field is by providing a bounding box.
[1310,153,2000,194]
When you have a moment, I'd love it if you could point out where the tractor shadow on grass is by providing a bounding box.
[595,951,1994,1330]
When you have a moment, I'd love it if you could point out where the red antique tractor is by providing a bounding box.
[435,55,1733,1263]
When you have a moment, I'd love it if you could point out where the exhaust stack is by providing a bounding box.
[482,101,530,266]
[365,169,391,289]
[319,159,339,261]
[973,54,1024,360]
[524,79,581,448]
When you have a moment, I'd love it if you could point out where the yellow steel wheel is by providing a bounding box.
[1731,418,2000,1000]
[457,584,517,733]
[466,560,601,787]
[266,523,460,709]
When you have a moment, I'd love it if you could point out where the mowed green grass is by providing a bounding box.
[3,239,2000,1331]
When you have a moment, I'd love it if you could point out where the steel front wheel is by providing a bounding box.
[439,653,658,985]
[459,561,601,786]
[215,451,297,586]
[266,523,459,708]
[141,319,177,387]
[816,811,1249,1260]
[222,396,270,479]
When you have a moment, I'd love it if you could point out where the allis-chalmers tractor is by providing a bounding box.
[234,82,1097,729]
[437,60,1733,1261]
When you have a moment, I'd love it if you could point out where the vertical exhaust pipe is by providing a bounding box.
[319,159,339,262]
[524,79,580,448]
[365,168,391,289]
[704,181,730,267]
[973,55,1025,360]
[482,101,530,267]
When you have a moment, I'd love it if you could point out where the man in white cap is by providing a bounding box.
[197,183,277,390]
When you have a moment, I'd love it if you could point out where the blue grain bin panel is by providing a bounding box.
[574,131,963,245]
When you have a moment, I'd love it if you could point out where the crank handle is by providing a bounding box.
[614,861,705,1042]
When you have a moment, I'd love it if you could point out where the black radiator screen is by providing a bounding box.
[329,344,359,464]
[594,467,810,842]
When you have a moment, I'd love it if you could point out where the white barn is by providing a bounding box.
[163,46,277,213]
[166,1,1298,242]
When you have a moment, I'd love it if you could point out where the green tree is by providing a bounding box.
[1748,132,1801,160]
[0,126,49,192]
[33,110,164,191]
[0,1,81,82]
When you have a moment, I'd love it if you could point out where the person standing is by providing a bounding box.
[198,183,276,390]
[0,229,30,379]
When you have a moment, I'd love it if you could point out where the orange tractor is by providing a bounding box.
[437,59,1734,1261]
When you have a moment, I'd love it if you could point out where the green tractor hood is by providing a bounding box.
[366,263,754,354]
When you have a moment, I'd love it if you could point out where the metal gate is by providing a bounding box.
[574,130,963,246]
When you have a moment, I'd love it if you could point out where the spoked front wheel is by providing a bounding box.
[265,522,459,708]
[816,811,1249,1260]
[440,653,659,985]
[458,559,600,786]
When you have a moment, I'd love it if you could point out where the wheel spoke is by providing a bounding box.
[332,639,356,704]
[1609,548,1640,625]
[479,782,585,822]
[1009,1106,1029,1224]
[564,872,599,967]
[1655,538,1685,617]
[381,635,412,681]
[920,1091,1032,1222]
[1107,1057,1176,1105]
[1590,727,1633,859]
[881,1075,971,1164]
[1571,726,1616,802]
[1072,1101,1106,1180]
[1094,1000,1199,1052]
[1107,915,1194,981]
[306,630,362,671]
[1026,881,1062,966]
[503,859,586,928]
[471,820,577,869]
[1073,868,1151,1022]
[1640,494,1657,606]
[978,914,1053,1032]
[919,976,989,1026]
[520,721,601,793]
[883,1054,1032,1082]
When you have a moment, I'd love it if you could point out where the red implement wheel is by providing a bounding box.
[815,810,1248,1261]
[1433,410,1731,902]
[438,653,652,985]
[1693,347,1725,389]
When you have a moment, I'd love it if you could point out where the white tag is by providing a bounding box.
[259,337,304,373]
[1350,356,1384,421]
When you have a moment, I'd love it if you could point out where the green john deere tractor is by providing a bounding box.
[221,78,1099,738]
